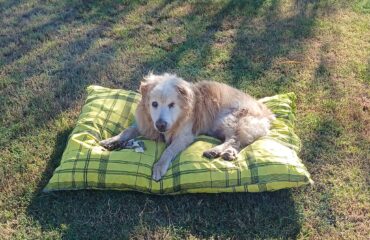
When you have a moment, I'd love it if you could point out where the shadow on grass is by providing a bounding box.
[0,0,143,145]
[32,127,75,193]
[11,0,338,238]
[28,190,301,239]
[300,53,343,164]
[298,45,347,167]
[121,0,267,85]
[228,0,318,95]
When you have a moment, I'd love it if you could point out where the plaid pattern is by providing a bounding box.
[44,85,313,194]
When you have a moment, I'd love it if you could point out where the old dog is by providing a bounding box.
[100,73,275,181]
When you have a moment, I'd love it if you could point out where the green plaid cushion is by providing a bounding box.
[44,85,313,194]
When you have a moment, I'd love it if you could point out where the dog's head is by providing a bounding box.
[139,73,193,133]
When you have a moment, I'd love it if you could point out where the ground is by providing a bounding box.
[0,0,369,239]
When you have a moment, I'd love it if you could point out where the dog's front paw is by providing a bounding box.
[99,137,124,151]
[152,161,169,181]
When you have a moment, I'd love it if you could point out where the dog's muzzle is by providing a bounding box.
[155,119,167,132]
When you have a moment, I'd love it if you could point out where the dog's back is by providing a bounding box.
[192,81,274,135]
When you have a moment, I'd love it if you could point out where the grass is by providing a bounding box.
[0,0,369,239]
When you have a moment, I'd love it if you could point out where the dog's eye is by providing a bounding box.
[152,101,158,108]
[168,102,175,108]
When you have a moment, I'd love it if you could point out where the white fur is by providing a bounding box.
[149,80,183,132]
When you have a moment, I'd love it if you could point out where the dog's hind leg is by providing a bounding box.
[237,115,271,147]
[220,138,241,160]
[216,115,271,160]
[203,138,241,160]
[203,111,242,160]
[203,142,228,159]
[203,109,271,160]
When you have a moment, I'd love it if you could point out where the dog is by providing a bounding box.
[100,73,275,181]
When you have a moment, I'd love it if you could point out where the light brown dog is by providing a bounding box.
[100,73,274,181]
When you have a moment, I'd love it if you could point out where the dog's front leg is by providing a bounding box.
[100,125,140,150]
[152,134,194,181]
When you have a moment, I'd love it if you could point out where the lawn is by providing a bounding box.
[0,0,369,239]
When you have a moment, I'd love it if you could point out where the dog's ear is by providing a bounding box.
[175,83,193,113]
[140,72,159,96]
[176,85,188,96]
[176,83,193,103]
[139,82,150,96]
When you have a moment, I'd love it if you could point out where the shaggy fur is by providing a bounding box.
[100,73,275,181]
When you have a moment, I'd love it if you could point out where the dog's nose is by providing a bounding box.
[155,119,167,132]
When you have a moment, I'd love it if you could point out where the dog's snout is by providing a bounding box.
[155,119,167,132]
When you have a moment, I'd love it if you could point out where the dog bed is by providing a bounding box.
[44,85,313,194]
